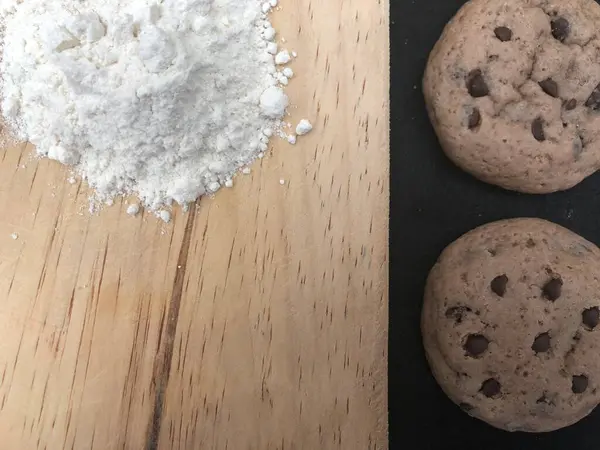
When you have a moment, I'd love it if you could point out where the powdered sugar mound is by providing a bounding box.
[0,0,292,210]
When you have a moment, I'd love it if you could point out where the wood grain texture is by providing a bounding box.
[0,0,389,449]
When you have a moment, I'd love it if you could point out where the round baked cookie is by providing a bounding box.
[423,0,600,193]
[422,218,600,432]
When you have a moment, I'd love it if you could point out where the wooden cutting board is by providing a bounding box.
[0,1,389,448]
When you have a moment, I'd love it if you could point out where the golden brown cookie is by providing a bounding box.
[423,0,600,193]
[422,218,600,432]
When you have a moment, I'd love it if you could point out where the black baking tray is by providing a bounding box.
[391,1,600,449]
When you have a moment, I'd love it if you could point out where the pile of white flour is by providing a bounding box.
[0,0,294,211]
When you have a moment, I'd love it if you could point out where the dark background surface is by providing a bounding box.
[390,0,600,449]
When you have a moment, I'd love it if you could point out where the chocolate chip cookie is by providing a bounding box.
[422,218,600,432]
[423,0,600,193]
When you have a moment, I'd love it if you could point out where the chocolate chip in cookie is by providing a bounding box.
[494,26,513,42]
[539,78,559,98]
[532,332,551,353]
[565,98,577,110]
[585,83,600,110]
[531,117,545,142]
[551,17,570,42]
[542,278,563,301]
[464,334,489,357]
[572,375,589,394]
[582,307,600,330]
[573,137,584,161]
[445,305,472,324]
[490,274,508,297]
[468,108,481,129]
[466,69,489,98]
[480,378,501,398]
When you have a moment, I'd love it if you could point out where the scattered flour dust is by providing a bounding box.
[296,119,312,136]
[126,203,141,216]
[0,0,311,217]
